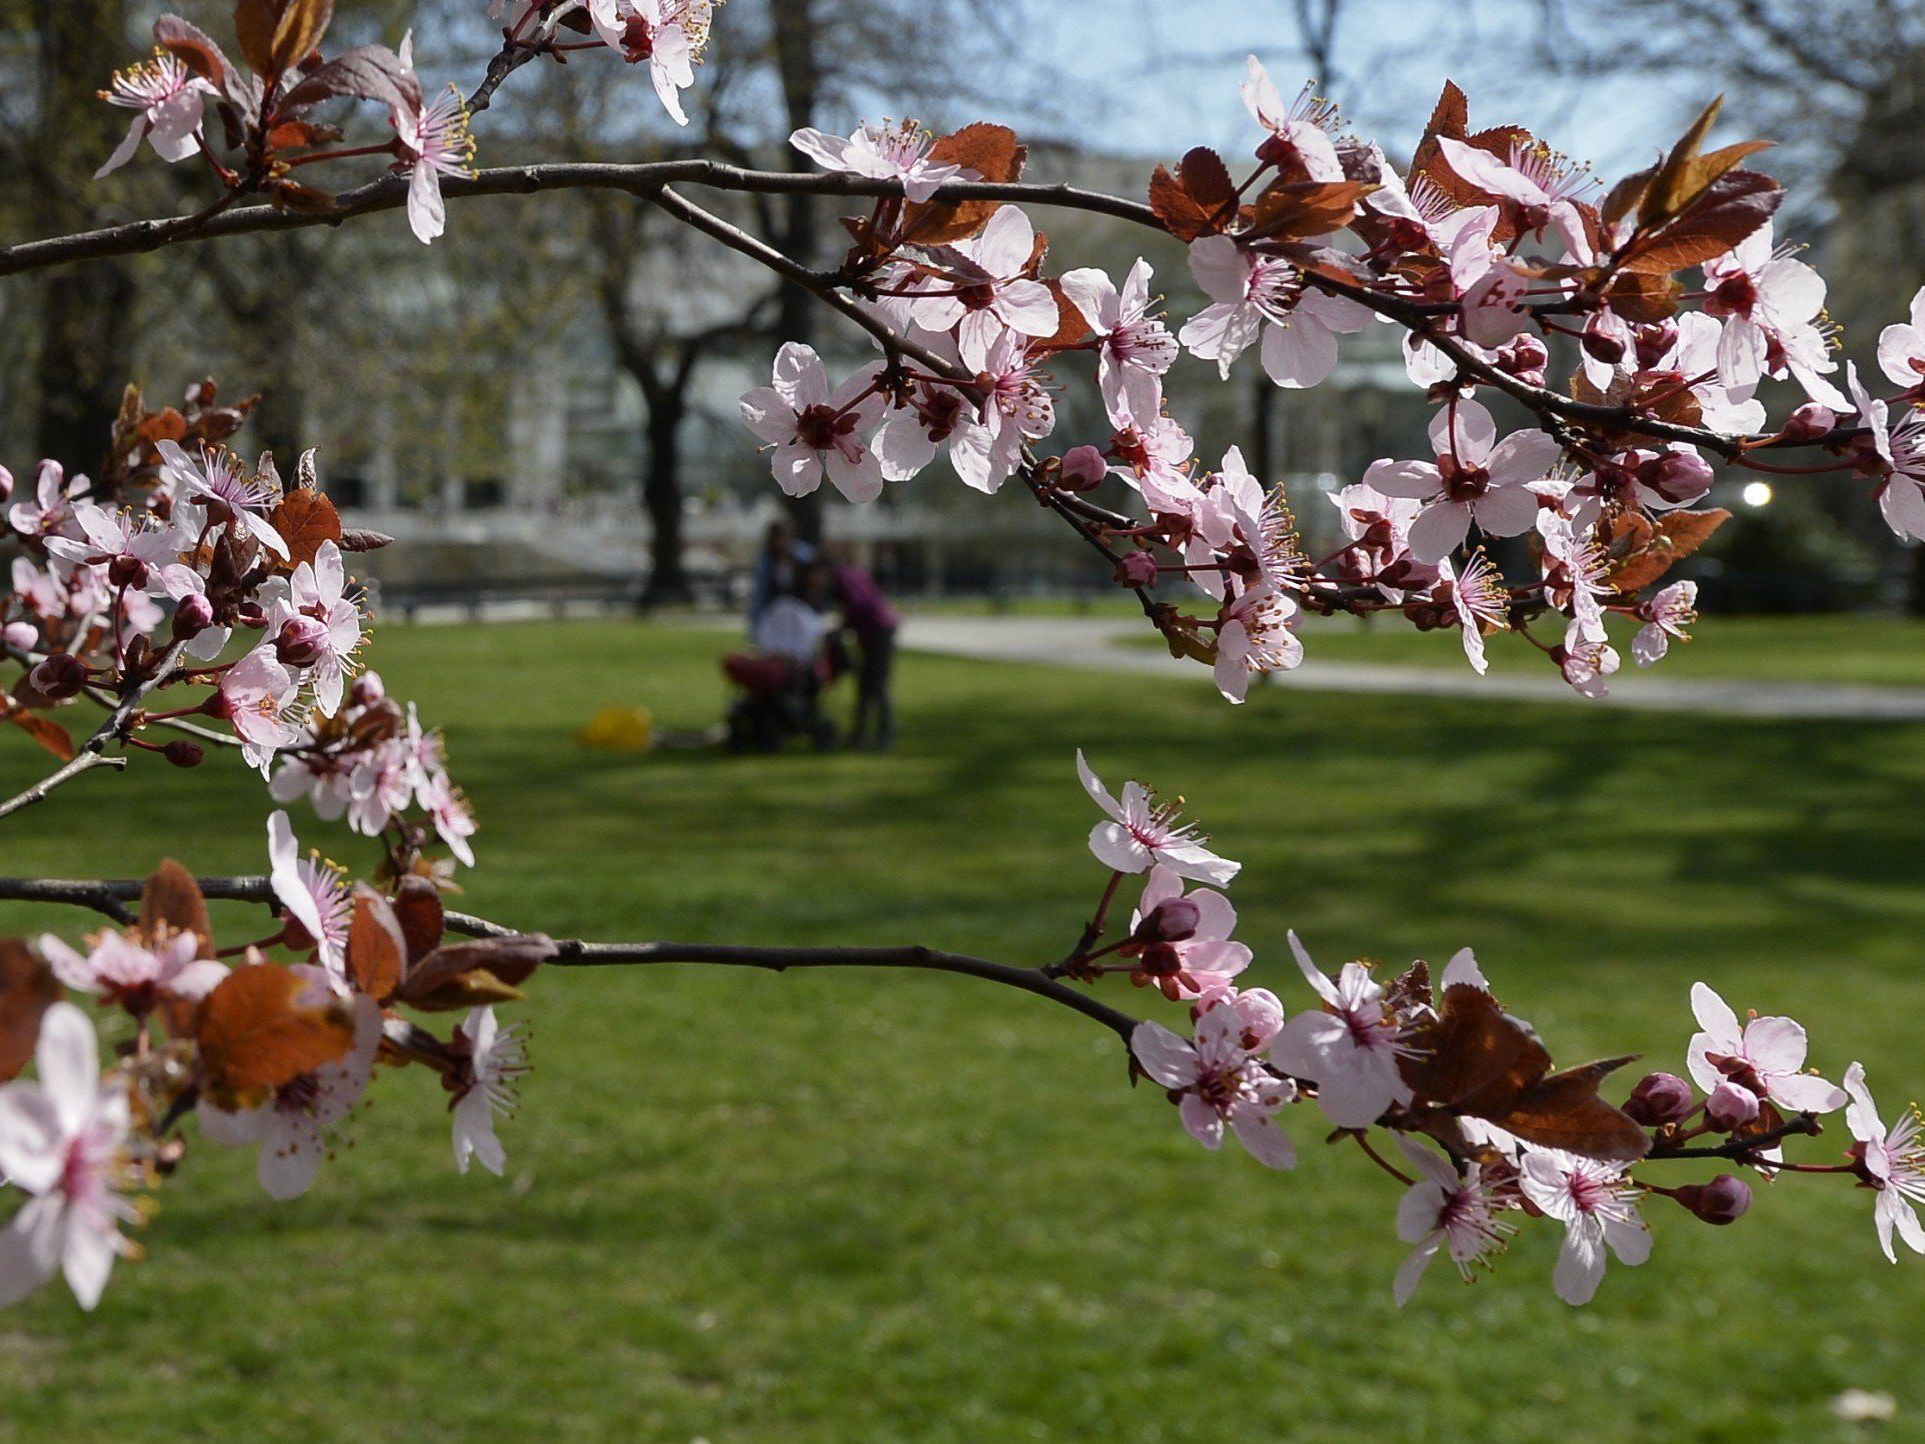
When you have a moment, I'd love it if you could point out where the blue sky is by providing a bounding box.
[1012,0,1704,176]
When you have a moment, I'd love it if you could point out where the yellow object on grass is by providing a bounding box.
[577,705,654,751]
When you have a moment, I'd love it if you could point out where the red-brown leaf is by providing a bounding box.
[346,884,406,1003]
[897,122,1025,245]
[0,940,61,1082]
[2,702,75,762]
[268,488,341,570]
[397,935,555,1011]
[140,860,213,958]
[196,961,354,1107]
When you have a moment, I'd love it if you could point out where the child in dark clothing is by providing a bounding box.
[817,555,898,751]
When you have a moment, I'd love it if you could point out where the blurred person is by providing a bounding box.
[748,519,815,625]
[820,550,898,751]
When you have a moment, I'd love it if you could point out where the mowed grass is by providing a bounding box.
[2,619,1924,1442]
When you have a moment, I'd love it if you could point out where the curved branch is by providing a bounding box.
[0,641,184,821]
[0,874,1143,1042]
[0,164,1156,280]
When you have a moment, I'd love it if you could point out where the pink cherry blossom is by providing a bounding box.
[268,811,351,982]
[1130,1004,1297,1169]
[1686,981,1848,1119]
[1179,236,1370,388]
[420,771,478,868]
[95,53,211,179]
[38,928,226,1016]
[1876,285,1925,396]
[218,646,305,773]
[0,1004,137,1310]
[43,503,192,598]
[392,38,475,246]
[948,329,1055,494]
[1272,932,1413,1129]
[1058,259,1178,425]
[1391,1136,1513,1305]
[1558,617,1619,699]
[1519,1148,1652,1305]
[1435,136,1592,259]
[586,0,711,126]
[1076,750,1238,886]
[1363,399,1561,564]
[1841,1063,1925,1263]
[198,971,382,1200]
[1633,581,1698,665]
[1436,551,1509,676]
[451,1006,527,1176]
[1238,57,1343,182]
[268,539,362,713]
[1702,222,1842,405]
[1214,585,1302,703]
[739,344,889,503]
[1847,363,1925,544]
[908,206,1058,358]
[156,441,289,559]
[1122,864,1251,1000]
[6,461,87,541]
[790,120,967,204]
[1536,511,1611,644]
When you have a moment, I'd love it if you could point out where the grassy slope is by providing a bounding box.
[1,621,1922,1443]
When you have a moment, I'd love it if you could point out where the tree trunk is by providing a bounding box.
[640,395,694,606]
[31,0,136,471]
[772,0,825,544]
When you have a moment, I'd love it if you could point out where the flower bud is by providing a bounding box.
[2,621,36,652]
[1133,897,1201,945]
[1114,551,1158,588]
[1706,1079,1761,1130]
[1632,319,1679,370]
[1057,445,1109,492]
[1672,1173,1753,1226]
[1624,1071,1694,1126]
[351,671,385,707]
[1644,449,1714,505]
[1780,402,1837,443]
[236,600,268,629]
[171,593,215,641]
[28,652,87,701]
[274,615,328,668]
[161,739,205,769]
[1580,314,1626,365]
[106,554,149,590]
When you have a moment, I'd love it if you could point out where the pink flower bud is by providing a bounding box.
[1114,551,1158,588]
[171,593,215,641]
[274,615,329,668]
[161,739,205,768]
[2,621,36,652]
[28,653,87,701]
[1580,314,1626,365]
[1133,897,1201,945]
[1706,1080,1761,1130]
[1672,1173,1752,1226]
[1057,445,1109,492]
[106,554,149,590]
[350,671,385,707]
[1780,402,1837,443]
[1644,449,1714,505]
[1624,1071,1694,1126]
[1633,319,1679,370]
[236,601,268,629]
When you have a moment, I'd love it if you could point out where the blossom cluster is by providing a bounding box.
[0,832,545,1310]
[738,64,1925,701]
[1,382,473,873]
[1072,752,1921,1305]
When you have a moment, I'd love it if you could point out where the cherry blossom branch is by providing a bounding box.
[0,642,184,822]
[0,874,1145,1042]
[1645,1114,1824,1160]
[0,166,1154,281]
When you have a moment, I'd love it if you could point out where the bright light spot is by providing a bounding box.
[1741,481,1774,508]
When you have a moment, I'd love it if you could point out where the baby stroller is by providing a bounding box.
[722,597,839,753]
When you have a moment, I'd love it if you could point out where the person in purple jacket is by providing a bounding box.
[815,551,898,751]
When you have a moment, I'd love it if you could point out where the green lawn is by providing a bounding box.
[1225,612,1925,687]
[2,620,1923,1442]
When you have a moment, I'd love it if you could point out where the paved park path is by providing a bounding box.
[899,614,1925,721]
